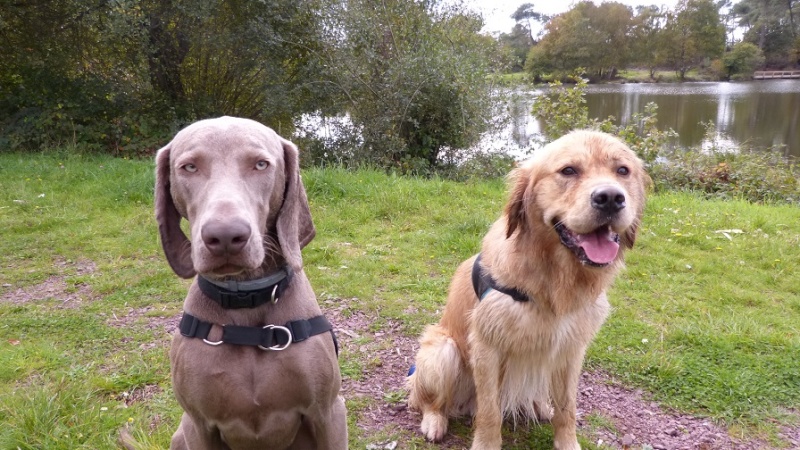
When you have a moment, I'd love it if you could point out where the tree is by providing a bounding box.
[511,3,549,44]
[499,24,537,72]
[317,0,498,172]
[0,0,333,152]
[722,41,766,78]
[660,0,726,79]
[734,0,800,66]
[630,5,668,78]
[525,1,634,80]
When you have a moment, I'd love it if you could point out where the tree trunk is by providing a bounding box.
[144,0,189,102]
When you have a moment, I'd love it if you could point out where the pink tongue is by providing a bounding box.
[577,231,619,264]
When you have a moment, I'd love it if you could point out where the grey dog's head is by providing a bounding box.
[154,116,315,279]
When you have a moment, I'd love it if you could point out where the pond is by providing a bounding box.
[486,79,800,159]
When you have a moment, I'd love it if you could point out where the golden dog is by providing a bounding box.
[407,130,648,449]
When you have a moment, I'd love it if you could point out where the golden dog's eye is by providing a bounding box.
[560,167,577,176]
[617,166,630,176]
[183,163,198,173]
[255,160,269,171]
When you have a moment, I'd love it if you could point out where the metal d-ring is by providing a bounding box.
[258,325,292,351]
[270,284,279,304]
[203,325,225,346]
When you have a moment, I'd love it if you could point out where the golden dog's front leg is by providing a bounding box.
[549,360,582,450]
[469,339,503,450]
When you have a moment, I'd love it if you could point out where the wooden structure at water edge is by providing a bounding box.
[754,70,800,79]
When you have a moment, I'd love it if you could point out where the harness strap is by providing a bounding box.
[197,266,293,309]
[471,253,531,302]
[179,312,338,355]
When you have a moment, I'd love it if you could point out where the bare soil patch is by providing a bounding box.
[0,258,97,308]
[324,297,795,449]
[106,306,181,350]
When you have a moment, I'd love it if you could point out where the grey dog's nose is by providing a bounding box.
[201,219,252,256]
[591,186,626,214]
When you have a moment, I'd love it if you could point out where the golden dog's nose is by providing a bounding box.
[591,186,626,214]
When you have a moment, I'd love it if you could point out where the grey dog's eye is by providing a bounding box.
[560,167,577,176]
[617,166,630,175]
[183,163,198,173]
[255,160,269,171]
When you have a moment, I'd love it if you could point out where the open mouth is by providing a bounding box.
[554,221,620,267]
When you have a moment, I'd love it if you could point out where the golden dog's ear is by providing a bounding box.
[621,170,651,248]
[154,145,196,278]
[276,138,316,271]
[505,165,531,239]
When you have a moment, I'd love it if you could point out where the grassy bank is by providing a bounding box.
[496,68,710,85]
[0,152,798,448]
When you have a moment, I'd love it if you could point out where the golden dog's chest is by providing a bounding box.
[469,291,611,420]
[470,291,610,356]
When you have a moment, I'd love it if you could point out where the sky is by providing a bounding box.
[471,0,681,35]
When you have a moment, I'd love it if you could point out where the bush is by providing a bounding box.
[531,71,676,169]
[652,123,799,204]
[316,0,499,174]
[721,42,765,80]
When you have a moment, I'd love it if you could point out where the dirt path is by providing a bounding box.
[325,299,798,450]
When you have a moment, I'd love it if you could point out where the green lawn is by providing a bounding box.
[0,152,798,448]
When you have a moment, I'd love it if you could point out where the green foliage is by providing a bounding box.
[660,0,726,79]
[0,0,333,154]
[651,123,800,204]
[531,71,676,168]
[722,42,766,79]
[530,75,591,138]
[525,2,635,80]
[629,5,668,79]
[313,0,499,174]
[498,24,535,72]
[735,0,800,67]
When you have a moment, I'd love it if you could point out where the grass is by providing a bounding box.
[497,68,711,85]
[0,152,798,448]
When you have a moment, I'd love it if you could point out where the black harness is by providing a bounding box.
[471,253,532,303]
[179,266,337,354]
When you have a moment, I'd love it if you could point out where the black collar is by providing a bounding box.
[471,253,532,302]
[197,266,293,309]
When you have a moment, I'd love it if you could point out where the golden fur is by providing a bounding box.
[407,130,648,450]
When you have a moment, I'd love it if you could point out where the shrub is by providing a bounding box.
[531,71,676,169]
[316,0,498,174]
[652,123,799,204]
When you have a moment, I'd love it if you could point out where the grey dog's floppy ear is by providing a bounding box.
[155,145,196,278]
[504,165,531,239]
[276,138,316,272]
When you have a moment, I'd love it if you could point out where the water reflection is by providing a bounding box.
[483,80,800,158]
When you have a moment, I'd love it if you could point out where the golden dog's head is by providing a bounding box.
[506,130,648,267]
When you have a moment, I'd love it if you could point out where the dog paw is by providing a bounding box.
[420,412,448,442]
[553,438,581,450]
